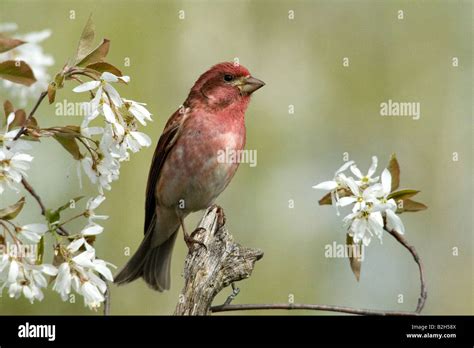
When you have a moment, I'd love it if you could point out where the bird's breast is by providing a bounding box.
[156,112,245,212]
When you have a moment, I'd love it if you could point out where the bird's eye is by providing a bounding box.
[223,74,234,82]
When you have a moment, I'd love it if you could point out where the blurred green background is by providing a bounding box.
[0,0,472,315]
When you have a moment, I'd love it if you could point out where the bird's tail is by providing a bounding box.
[114,216,179,291]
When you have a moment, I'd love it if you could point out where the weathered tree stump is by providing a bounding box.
[174,205,263,315]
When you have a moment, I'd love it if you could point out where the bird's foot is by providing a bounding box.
[184,227,207,252]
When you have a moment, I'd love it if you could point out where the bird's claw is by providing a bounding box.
[184,227,207,252]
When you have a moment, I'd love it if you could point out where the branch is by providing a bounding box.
[21,177,69,236]
[211,303,417,316]
[385,227,427,313]
[176,206,426,316]
[20,177,46,214]
[13,90,48,141]
[174,205,263,315]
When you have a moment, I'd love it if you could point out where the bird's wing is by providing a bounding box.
[144,109,186,234]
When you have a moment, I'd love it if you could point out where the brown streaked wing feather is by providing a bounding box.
[144,109,185,234]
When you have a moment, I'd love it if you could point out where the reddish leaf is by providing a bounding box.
[0,37,25,53]
[387,154,400,191]
[0,60,36,86]
[77,39,110,67]
[347,234,362,281]
[396,199,428,213]
[86,61,122,76]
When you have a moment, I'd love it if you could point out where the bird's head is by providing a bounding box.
[186,62,265,111]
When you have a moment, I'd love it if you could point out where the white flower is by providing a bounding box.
[52,241,115,309]
[85,195,108,223]
[123,99,152,126]
[0,27,54,106]
[337,176,382,213]
[350,156,379,185]
[123,130,151,153]
[52,262,72,301]
[344,207,384,246]
[312,160,354,191]
[17,223,48,244]
[315,156,407,246]
[74,73,131,137]
[80,151,120,193]
[313,160,355,214]
[2,260,57,304]
[81,281,104,309]
[73,72,129,108]
[0,146,33,193]
[375,169,405,235]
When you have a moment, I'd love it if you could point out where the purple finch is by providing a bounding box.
[114,62,264,290]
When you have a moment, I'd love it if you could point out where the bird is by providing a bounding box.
[114,62,265,291]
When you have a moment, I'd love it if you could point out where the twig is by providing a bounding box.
[100,274,111,316]
[202,208,426,316]
[21,177,46,215]
[223,283,240,306]
[385,228,427,313]
[211,303,418,316]
[13,90,48,141]
[21,177,69,236]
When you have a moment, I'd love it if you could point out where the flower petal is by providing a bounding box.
[367,156,378,177]
[72,80,101,93]
[381,168,392,195]
[102,103,116,123]
[386,209,405,234]
[335,160,354,175]
[350,165,363,179]
[81,223,104,236]
[130,131,151,147]
[103,84,123,107]
[312,181,337,190]
[101,72,119,83]
[337,196,357,207]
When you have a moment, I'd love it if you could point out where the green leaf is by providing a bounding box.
[346,234,362,281]
[77,39,110,67]
[387,189,420,201]
[45,209,60,225]
[0,60,36,86]
[396,199,428,213]
[46,196,84,229]
[74,15,95,64]
[0,197,26,220]
[37,236,44,265]
[86,61,122,76]
[0,36,25,53]
[56,196,84,213]
[53,134,83,160]
[387,153,400,191]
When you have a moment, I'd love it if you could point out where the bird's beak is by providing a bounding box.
[238,76,265,95]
